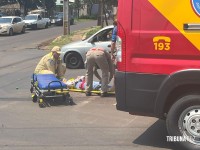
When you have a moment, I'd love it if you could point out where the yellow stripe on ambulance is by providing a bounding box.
[149,0,200,51]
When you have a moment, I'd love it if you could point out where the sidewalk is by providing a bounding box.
[38,27,96,50]
[38,19,114,50]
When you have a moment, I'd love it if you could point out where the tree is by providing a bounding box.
[16,0,56,16]
[0,0,18,6]
[17,0,37,15]
[36,0,56,17]
[72,0,86,18]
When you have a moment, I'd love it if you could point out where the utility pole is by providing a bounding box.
[97,0,103,27]
[63,0,70,35]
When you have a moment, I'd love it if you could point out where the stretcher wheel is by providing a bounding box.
[63,94,75,105]
[30,86,33,93]
[39,103,46,108]
[32,94,37,103]
[39,98,46,108]
[68,97,75,105]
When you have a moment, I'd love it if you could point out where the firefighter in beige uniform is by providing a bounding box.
[85,47,114,97]
[34,46,66,80]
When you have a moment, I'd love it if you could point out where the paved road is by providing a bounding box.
[0,21,177,150]
[0,20,98,52]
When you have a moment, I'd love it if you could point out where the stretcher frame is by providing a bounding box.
[68,88,115,95]
[30,74,74,108]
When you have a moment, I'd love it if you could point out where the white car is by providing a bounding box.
[0,16,26,36]
[24,14,48,29]
[60,25,114,69]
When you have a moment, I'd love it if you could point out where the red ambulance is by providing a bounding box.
[115,0,200,149]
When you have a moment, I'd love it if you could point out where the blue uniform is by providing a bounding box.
[111,26,117,42]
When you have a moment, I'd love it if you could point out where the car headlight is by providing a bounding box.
[2,26,8,30]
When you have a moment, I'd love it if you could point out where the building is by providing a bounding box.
[56,0,74,11]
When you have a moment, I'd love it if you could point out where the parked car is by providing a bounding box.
[60,25,114,69]
[0,16,26,36]
[24,14,49,29]
[28,9,51,26]
[43,18,51,26]
[51,12,74,26]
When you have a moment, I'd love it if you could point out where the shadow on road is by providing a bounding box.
[133,119,178,150]
[39,97,76,107]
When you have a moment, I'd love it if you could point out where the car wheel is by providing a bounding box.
[21,26,25,33]
[9,28,13,36]
[33,24,37,30]
[65,52,83,69]
[166,94,200,150]
[45,23,48,28]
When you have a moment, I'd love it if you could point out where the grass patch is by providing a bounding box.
[75,18,96,23]
[48,26,101,50]
[84,26,101,38]
[49,34,73,49]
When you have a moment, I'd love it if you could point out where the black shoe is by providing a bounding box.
[100,92,108,97]
[85,91,91,96]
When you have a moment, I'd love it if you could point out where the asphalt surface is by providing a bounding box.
[0,20,177,150]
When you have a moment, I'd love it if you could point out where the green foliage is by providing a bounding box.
[0,0,18,6]
[84,26,101,38]
[49,35,73,50]
[72,0,118,12]
[79,14,97,19]
[48,26,101,49]
[15,0,56,15]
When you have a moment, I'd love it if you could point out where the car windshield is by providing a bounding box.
[0,18,12,23]
[55,12,63,19]
[55,14,63,19]
[25,15,37,20]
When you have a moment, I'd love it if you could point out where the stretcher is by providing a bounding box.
[30,74,74,108]
[68,88,115,95]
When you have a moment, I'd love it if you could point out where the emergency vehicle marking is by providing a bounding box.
[153,36,171,51]
[191,0,200,16]
[149,0,200,51]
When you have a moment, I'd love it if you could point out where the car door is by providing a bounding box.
[37,15,43,28]
[16,17,23,32]
[12,18,19,32]
[90,28,113,53]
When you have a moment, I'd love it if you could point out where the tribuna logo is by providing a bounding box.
[166,136,194,142]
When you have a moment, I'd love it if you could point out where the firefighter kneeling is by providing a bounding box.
[34,46,66,80]
[85,47,114,97]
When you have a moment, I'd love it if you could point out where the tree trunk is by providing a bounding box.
[103,0,108,26]
[97,0,103,26]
